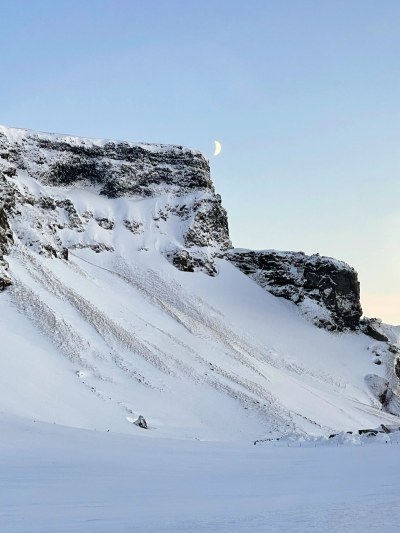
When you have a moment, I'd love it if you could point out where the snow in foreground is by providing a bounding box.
[2,414,400,533]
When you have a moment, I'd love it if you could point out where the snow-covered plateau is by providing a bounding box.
[1,126,400,532]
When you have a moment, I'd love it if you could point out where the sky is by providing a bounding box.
[0,0,399,323]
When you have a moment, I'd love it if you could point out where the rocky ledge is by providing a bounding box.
[226,249,362,332]
[0,126,231,275]
[0,126,212,198]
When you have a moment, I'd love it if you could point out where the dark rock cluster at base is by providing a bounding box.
[226,249,362,332]
[360,318,389,342]
[134,415,148,429]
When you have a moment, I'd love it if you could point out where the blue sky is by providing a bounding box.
[1,0,399,322]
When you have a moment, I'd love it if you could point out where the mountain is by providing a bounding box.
[1,125,399,441]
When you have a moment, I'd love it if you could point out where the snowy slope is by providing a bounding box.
[1,125,399,442]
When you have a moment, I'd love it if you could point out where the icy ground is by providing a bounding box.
[2,413,400,533]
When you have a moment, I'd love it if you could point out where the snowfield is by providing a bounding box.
[2,413,400,533]
[1,126,400,531]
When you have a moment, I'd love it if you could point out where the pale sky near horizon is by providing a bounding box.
[1,0,399,324]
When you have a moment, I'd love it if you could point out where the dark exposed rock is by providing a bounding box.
[123,219,143,235]
[39,196,57,210]
[360,317,389,342]
[0,130,213,198]
[168,204,192,220]
[395,358,400,381]
[2,166,17,177]
[0,204,13,290]
[70,243,114,254]
[162,196,232,276]
[41,243,69,260]
[365,374,400,416]
[0,204,13,255]
[134,415,148,429]
[0,265,12,290]
[95,217,114,230]
[166,249,218,276]
[56,199,84,231]
[184,197,232,252]
[226,250,362,331]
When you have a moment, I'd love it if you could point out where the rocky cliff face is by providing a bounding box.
[0,127,212,197]
[0,202,13,290]
[2,125,400,437]
[0,125,369,333]
[0,126,231,275]
[226,249,362,332]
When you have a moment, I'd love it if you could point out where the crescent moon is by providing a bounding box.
[214,141,222,156]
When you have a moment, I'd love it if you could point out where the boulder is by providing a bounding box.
[134,415,148,429]
[360,317,389,342]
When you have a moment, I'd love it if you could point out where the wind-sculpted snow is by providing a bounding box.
[71,255,294,431]
[10,281,87,360]
[15,247,174,376]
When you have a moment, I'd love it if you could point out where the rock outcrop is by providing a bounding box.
[0,126,231,274]
[0,204,13,255]
[365,374,400,417]
[0,127,212,197]
[0,204,13,290]
[360,317,389,342]
[134,415,148,429]
[226,249,362,331]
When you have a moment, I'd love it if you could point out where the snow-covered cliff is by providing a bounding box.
[0,125,231,275]
[1,125,399,441]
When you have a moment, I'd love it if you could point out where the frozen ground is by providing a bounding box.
[2,413,400,533]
